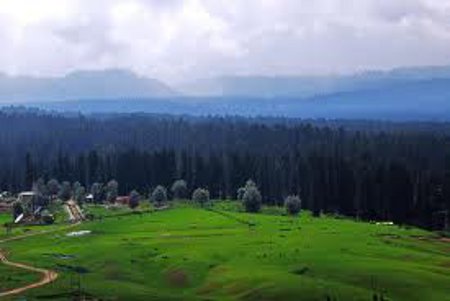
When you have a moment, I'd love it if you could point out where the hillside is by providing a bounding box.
[1,203,449,300]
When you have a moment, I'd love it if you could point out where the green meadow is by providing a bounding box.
[0,203,449,300]
[0,213,10,226]
[0,265,40,292]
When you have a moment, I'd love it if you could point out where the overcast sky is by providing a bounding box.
[0,0,449,83]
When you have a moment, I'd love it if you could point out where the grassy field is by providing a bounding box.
[0,265,41,292]
[0,212,10,226]
[0,203,449,300]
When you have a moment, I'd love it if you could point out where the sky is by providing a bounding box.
[0,0,449,83]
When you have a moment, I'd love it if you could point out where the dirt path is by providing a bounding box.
[0,206,169,298]
[0,250,58,298]
[0,222,80,298]
[0,221,80,244]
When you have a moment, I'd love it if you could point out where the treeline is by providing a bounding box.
[0,109,449,230]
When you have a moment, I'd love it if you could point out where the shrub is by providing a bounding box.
[245,179,257,189]
[46,179,60,199]
[58,181,72,201]
[192,188,210,207]
[33,178,49,206]
[105,180,119,203]
[243,186,262,213]
[129,190,140,210]
[90,183,104,203]
[73,185,86,207]
[171,179,188,199]
[237,187,246,200]
[285,195,302,215]
[151,185,167,207]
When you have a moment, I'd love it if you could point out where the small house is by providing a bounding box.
[17,191,37,212]
[0,202,11,213]
[116,196,130,205]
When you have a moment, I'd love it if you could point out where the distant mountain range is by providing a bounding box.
[0,69,176,102]
[16,77,450,121]
[1,65,450,120]
[178,65,450,97]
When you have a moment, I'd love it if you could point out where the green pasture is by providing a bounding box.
[0,203,449,300]
[0,213,10,226]
[0,265,40,292]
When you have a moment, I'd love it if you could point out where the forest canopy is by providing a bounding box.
[0,108,449,230]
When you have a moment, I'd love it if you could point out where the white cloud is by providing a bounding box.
[0,0,449,82]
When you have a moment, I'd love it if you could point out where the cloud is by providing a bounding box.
[0,0,449,82]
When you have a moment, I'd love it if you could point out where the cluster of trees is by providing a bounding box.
[28,178,120,208]
[134,180,209,209]
[25,176,209,212]
[149,178,302,215]
[236,179,302,215]
[24,175,302,217]
[0,110,449,229]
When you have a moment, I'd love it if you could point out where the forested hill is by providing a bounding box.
[0,109,449,230]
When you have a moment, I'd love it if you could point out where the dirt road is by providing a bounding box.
[0,222,80,298]
[0,250,58,298]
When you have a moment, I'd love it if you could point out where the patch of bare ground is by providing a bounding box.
[166,268,189,287]
[197,281,222,295]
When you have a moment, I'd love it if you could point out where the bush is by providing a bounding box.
[105,180,119,203]
[128,190,140,210]
[237,187,246,200]
[151,186,167,207]
[245,179,257,189]
[59,181,72,201]
[171,179,188,199]
[46,179,60,199]
[285,195,302,215]
[74,185,86,207]
[90,183,104,203]
[192,188,210,207]
[243,186,262,213]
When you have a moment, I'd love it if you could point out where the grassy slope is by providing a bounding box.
[1,205,449,301]
[0,265,40,292]
[0,212,11,226]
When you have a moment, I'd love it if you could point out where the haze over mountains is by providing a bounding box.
[1,65,450,120]
[180,65,450,98]
[0,69,176,102]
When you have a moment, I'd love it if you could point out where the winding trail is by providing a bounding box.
[0,205,170,298]
[0,250,58,298]
[0,222,80,298]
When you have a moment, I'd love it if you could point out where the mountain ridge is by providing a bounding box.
[9,77,450,121]
[177,65,450,97]
[0,69,176,102]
